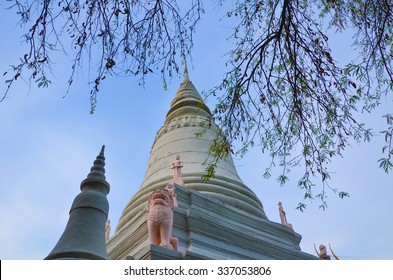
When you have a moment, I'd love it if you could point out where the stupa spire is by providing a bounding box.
[183,60,190,84]
[115,68,267,234]
[45,146,110,260]
[80,145,110,195]
[107,68,316,261]
[165,64,211,122]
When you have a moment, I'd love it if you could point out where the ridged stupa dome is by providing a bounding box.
[116,66,267,233]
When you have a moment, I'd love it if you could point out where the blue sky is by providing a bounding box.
[0,2,392,260]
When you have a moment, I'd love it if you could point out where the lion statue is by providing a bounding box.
[147,183,178,250]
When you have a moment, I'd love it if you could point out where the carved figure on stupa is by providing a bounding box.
[278,201,293,229]
[314,243,340,260]
[171,155,184,186]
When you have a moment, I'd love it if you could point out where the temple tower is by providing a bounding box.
[107,66,316,260]
[46,146,110,260]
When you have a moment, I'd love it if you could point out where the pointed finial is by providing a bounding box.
[80,145,110,194]
[183,60,190,84]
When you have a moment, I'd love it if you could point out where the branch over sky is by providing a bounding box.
[2,0,393,209]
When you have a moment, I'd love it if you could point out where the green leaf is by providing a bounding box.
[277,174,288,186]
[296,203,306,212]
[338,192,350,199]
[263,168,271,179]
[378,158,393,173]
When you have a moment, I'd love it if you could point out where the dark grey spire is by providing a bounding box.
[45,146,110,260]
[80,145,110,195]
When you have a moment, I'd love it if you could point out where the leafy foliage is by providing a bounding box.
[2,0,203,112]
[204,0,392,208]
[379,114,393,173]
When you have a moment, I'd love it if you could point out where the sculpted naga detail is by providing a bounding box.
[147,183,178,250]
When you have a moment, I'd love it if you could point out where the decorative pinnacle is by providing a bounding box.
[92,145,106,175]
[80,145,110,194]
[182,60,190,84]
[99,145,105,156]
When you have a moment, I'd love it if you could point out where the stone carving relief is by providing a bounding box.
[278,201,293,229]
[147,184,178,250]
[152,115,219,149]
